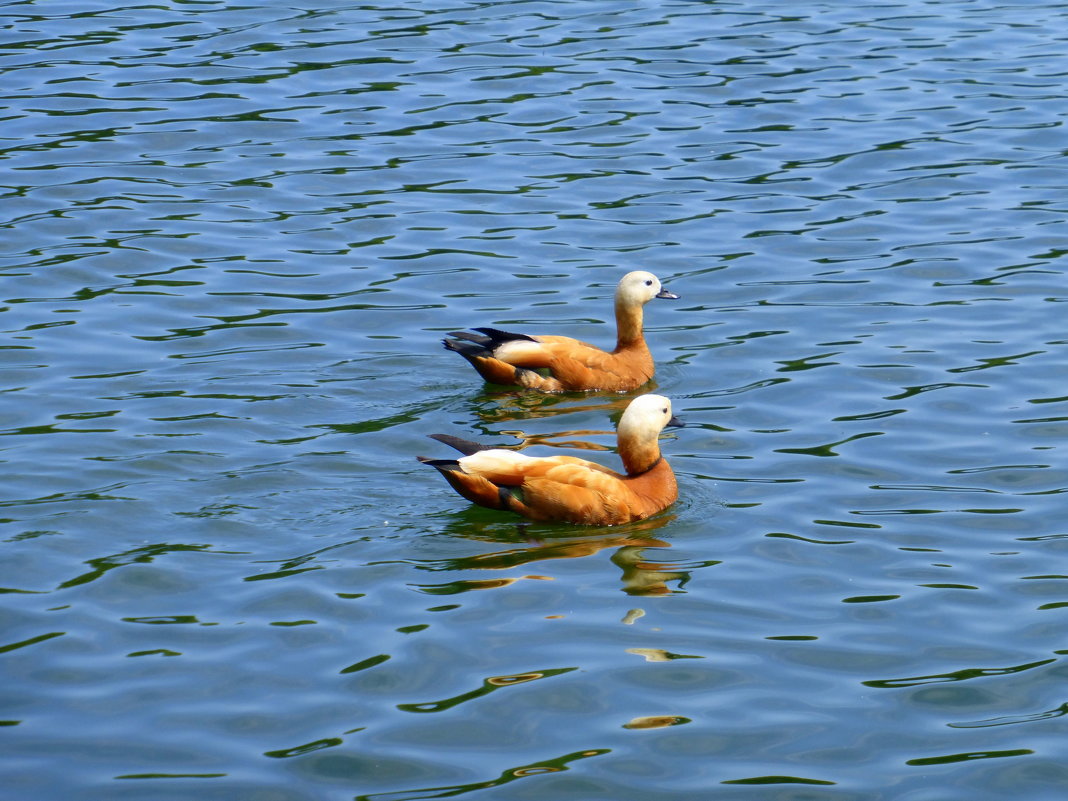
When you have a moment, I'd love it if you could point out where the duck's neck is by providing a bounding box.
[618,427,662,476]
[615,294,645,350]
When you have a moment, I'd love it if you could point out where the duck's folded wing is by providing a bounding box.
[518,461,642,525]
[457,452,630,524]
[535,337,653,391]
[490,337,557,368]
[457,449,568,482]
[525,335,605,365]
[458,450,616,481]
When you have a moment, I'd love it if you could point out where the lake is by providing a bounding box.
[3,1,1068,799]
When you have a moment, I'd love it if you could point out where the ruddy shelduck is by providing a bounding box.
[418,394,684,525]
[443,271,678,392]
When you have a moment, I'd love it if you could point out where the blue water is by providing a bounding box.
[3,1,1068,799]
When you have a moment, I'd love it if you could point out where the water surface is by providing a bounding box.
[3,2,1068,799]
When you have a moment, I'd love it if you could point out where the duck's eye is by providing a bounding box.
[662,408,668,414]
[645,280,653,286]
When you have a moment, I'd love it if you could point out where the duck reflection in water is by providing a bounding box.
[611,543,692,596]
[464,388,642,428]
[411,513,695,597]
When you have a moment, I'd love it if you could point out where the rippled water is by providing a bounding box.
[4,1,1068,799]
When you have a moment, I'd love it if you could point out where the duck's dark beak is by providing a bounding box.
[666,415,685,428]
[656,288,679,300]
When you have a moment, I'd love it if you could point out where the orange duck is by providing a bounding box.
[443,271,678,392]
[418,394,683,525]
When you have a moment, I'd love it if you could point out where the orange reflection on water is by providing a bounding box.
[623,715,691,730]
[612,544,690,596]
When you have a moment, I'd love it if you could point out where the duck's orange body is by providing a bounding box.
[444,271,677,393]
[420,394,683,526]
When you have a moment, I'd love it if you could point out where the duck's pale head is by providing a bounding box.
[618,393,684,440]
[617,271,679,305]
